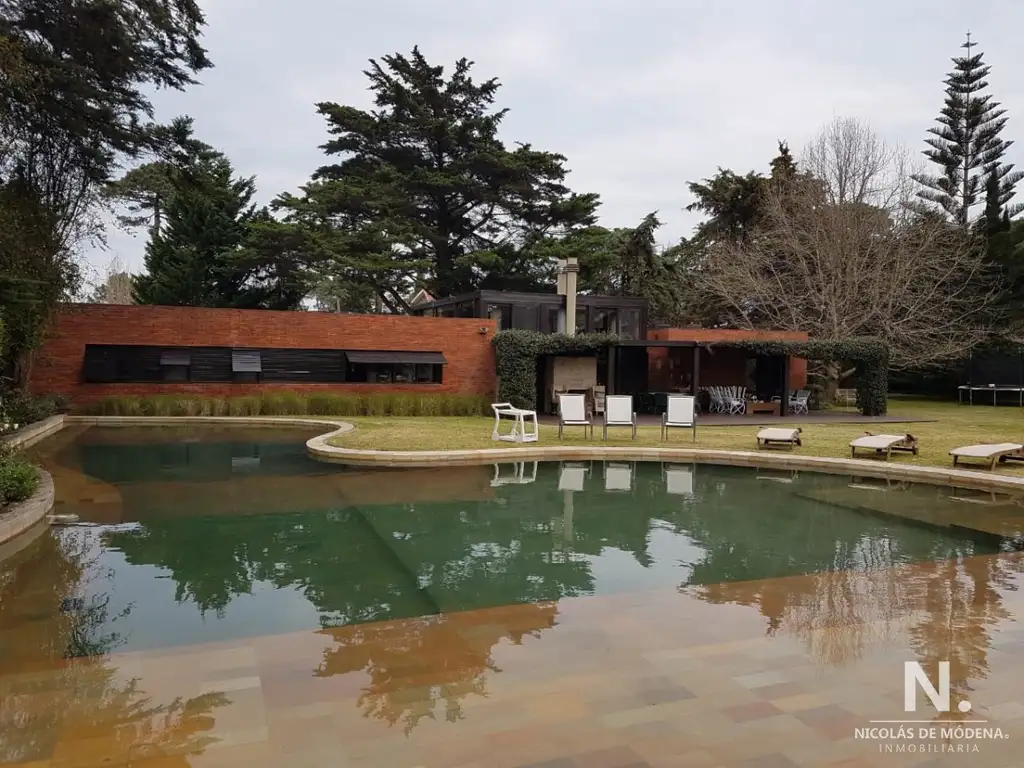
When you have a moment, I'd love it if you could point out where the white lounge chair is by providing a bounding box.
[661,394,696,442]
[663,462,695,496]
[756,427,802,450]
[603,462,633,492]
[603,394,636,440]
[849,432,918,460]
[557,393,593,440]
[558,462,589,491]
[949,442,1024,470]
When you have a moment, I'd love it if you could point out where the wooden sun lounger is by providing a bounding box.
[849,432,918,460]
[756,427,801,450]
[949,442,1024,470]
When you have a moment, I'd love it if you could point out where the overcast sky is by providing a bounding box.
[87,0,1024,284]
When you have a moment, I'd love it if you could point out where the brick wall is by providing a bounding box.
[29,304,497,404]
[647,328,809,391]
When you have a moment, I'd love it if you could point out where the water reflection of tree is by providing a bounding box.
[94,461,1024,732]
[0,530,229,765]
[316,602,558,734]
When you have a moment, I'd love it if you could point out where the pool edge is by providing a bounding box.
[51,415,1024,496]
[0,468,54,548]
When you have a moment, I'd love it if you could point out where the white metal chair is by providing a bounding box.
[558,393,593,439]
[790,390,810,415]
[772,389,811,415]
[661,394,696,441]
[602,394,636,440]
[491,402,539,443]
[723,386,747,415]
[558,462,589,491]
[603,461,633,492]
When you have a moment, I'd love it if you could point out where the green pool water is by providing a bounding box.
[5,426,1013,654]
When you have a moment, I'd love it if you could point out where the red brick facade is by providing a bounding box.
[646,328,809,392]
[29,304,497,404]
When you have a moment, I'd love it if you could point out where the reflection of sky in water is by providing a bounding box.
[31,427,1009,654]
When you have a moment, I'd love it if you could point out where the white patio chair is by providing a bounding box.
[708,386,724,413]
[661,394,696,442]
[603,461,633,492]
[663,462,695,496]
[724,386,747,415]
[558,462,589,491]
[558,393,593,440]
[603,394,636,440]
[790,390,810,415]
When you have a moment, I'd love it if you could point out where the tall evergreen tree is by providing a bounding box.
[134,155,301,309]
[284,47,598,307]
[912,34,1023,228]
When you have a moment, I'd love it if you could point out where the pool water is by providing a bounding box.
[4,426,1012,655]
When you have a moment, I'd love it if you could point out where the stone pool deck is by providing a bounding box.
[5,415,1024,766]
[3,545,1024,767]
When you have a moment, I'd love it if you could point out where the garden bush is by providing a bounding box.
[84,392,492,418]
[0,444,39,506]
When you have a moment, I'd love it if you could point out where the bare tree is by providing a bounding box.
[88,254,134,304]
[801,117,916,210]
[696,173,1000,396]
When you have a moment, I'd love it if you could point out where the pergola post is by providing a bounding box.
[780,354,790,416]
[692,345,701,397]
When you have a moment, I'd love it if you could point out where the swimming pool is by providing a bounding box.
[3,425,1013,655]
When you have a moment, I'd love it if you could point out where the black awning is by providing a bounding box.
[160,349,191,366]
[343,350,447,365]
[231,349,263,372]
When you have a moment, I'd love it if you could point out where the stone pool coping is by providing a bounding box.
[0,468,54,547]
[47,414,1024,497]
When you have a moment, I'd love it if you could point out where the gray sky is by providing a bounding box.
[87,0,1024,284]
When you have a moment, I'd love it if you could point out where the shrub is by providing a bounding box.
[1,390,68,426]
[0,457,39,505]
[83,392,491,418]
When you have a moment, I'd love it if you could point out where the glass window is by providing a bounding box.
[619,309,641,340]
[594,309,618,334]
[575,307,587,334]
[346,362,444,384]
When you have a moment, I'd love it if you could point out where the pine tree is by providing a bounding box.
[912,34,1023,229]
[134,155,258,307]
[287,47,598,304]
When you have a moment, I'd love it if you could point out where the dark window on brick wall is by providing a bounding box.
[82,345,447,385]
[343,351,446,384]
[260,348,345,383]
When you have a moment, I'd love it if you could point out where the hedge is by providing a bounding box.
[493,331,889,416]
[84,392,492,418]
[492,330,619,409]
[710,338,889,416]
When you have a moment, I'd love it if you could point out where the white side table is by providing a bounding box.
[491,402,539,443]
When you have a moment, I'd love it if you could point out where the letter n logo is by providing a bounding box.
[904,661,949,712]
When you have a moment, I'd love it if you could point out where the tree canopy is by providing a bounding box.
[912,35,1022,228]
[274,47,599,310]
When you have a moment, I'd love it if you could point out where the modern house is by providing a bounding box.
[29,266,808,415]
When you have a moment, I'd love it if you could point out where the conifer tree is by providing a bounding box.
[912,34,1022,228]
[134,155,265,307]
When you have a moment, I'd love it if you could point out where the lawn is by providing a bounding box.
[327,398,1024,474]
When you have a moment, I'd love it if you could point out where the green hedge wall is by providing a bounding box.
[492,330,619,409]
[713,338,889,416]
[494,331,889,416]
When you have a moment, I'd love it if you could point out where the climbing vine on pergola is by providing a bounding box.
[493,331,889,416]
[492,330,618,410]
[710,338,889,416]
